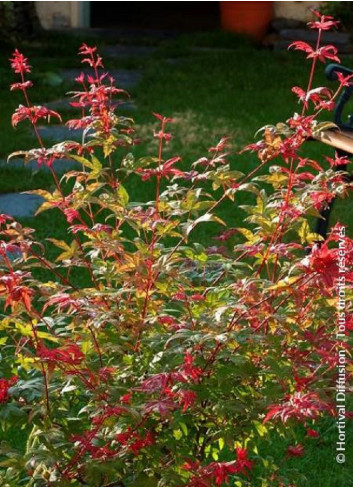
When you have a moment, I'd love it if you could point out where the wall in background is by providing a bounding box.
[34,1,326,30]
[274,1,324,21]
[35,1,89,28]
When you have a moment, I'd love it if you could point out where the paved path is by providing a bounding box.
[38,125,84,141]
[45,98,136,112]
[0,193,44,218]
[60,68,142,89]
[1,158,79,173]
[101,44,156,59]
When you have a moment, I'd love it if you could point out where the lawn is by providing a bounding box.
[0,29,352,486]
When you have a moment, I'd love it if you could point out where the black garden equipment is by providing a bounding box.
[313,63,353,238]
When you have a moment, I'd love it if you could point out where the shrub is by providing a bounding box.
[0,2,40,45]
[0,10,352,487]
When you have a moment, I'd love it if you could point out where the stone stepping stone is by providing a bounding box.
[191,47,239,54]
[60,68,142,89]
[279,29,350,45]
[37,125,83,142]
[6,249,23,261]
[118,101,137,112]
[268,29,353,54]
[101,44,156,59]
[45,98,137,112]
[1,158,79,173]
[0,193,44,218]
[166,58,186,65]
[45,98,74,111]
[76,27,178,42]
[271,38,353,54]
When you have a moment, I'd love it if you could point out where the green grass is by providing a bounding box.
[0,30,352,486]
[256,411,353,487]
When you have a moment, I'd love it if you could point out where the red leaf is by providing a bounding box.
[337,72,353,87]
[286,444,305,458]
[312,45,340,64]
[288,41,314,55]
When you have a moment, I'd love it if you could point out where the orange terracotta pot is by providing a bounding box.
[220,1,273,40]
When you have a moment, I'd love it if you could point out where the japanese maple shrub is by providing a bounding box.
[0,10,352,487]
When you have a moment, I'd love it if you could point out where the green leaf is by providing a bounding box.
[182,213,226,238]
[236,227,256,242]
[298,220,323,245]
[253,420,268,437]
[311,120,338,136]
[89,155,103,179]
[69,154,102,179]
[67,154,93,169]
[47,239,79,262]
[173,429,182,440]
[179,422,188,436]
[117,184,129,207]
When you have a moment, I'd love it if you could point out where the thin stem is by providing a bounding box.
[88,325,103,367]
[155,119,166,214]
[29,318,51,415]
[302,28,323,116]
